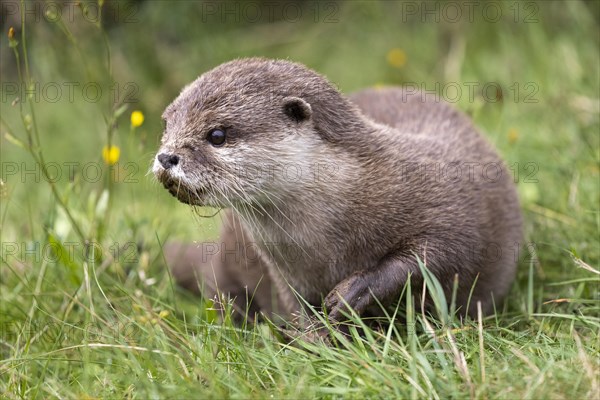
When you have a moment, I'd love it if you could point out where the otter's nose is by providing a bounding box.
[157,153,180,169]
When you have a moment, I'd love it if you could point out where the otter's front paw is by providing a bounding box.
[324,273,374,322]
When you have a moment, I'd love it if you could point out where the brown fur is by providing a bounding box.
[153,58,522,323]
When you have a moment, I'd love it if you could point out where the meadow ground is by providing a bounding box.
[0,1,598,398]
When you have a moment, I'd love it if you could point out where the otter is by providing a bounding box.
[154,58,522,327]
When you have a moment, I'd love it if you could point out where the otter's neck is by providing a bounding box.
[236,143,372,253]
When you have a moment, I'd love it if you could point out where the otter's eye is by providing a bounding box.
[207,129,226,146]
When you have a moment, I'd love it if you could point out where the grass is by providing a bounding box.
[1,0,599,398]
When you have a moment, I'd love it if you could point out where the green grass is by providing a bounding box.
[1,1,598,398]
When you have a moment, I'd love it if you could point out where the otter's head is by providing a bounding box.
[153,58,365,207]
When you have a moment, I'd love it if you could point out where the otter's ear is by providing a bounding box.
[283,97,312,123]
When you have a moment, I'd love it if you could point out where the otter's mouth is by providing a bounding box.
[159,176,207,206]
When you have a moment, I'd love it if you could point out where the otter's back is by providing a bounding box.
[350,87,523,315]
[349,87,471,138]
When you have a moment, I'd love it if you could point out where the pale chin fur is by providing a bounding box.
[153,155,206,206]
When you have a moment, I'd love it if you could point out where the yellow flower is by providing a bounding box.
[387,48,406,68]
[508,128,519,144]
[8,27,18,48]
[102,145,120,165]
[130,110,144,128]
